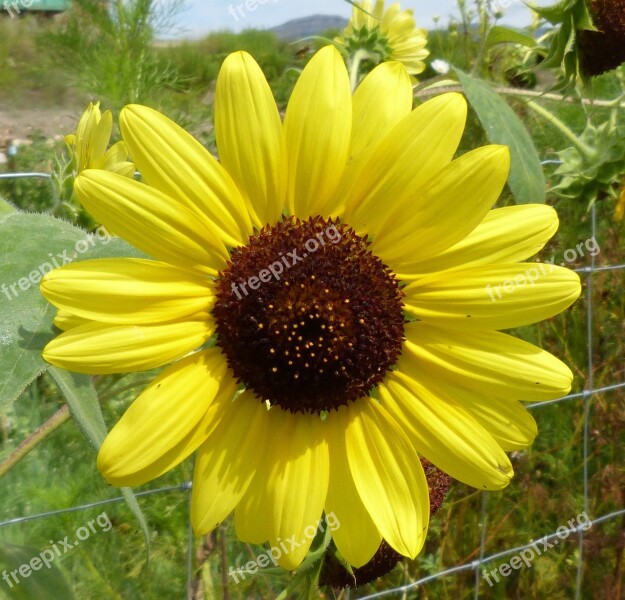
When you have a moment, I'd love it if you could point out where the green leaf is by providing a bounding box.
[47,367,151,561]
[532,0,578,23]
[119,488,151,564]
[48,368,106,450]
[0,542,75,600]
[486,26,537,49]
[455,69,546,204]
[274,525,333,600]
[0,213,140,416]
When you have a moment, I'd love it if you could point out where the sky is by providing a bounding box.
[169,0,539,39]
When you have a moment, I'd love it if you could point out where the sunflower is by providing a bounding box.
[336,0,429,76]
[41,47,581,570]
[65,102,135,177]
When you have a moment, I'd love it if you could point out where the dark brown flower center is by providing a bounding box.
[212,216,405,414]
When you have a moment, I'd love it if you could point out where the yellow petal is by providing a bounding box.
[401,322,574,401]
[74,170,228,275]
[268,413,329,569]
[108,161,136,178]
[345,399,429,558]
[234,406,291,544]
[76,102,101,171]
[235,409,330,569]
[53,309,90,331]
[103,140,129,167]
[215,52,286,227]
[41,258,215,325]
[90,109,113,168]
[414,366,537,451]
[97,348,237,487]
[398,205,559,280]
[330,61,412,214]
[372,145,510,267]
[43,317,213,374]
[403,262,581,330]
[284,45,352,218]
[120,104,253,247]
[343,93,467,232]
[379,371,514,489]
[191,391,271,535]
[459,395,537,451]
[350,61,413,167]
[615,187,625,221]
[325,405,381,567]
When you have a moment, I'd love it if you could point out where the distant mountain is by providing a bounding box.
[270,15,348,40]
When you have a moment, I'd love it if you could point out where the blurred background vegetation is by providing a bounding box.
[1,0,625,598]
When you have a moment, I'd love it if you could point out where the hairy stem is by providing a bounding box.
[0,405,69,478]
[525,100,596,157]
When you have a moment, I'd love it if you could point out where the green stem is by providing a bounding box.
[0,406,69,478]
[415,82,625,108]
[526,100,596,157]
[471,3,491,76]
[348,49,370,93]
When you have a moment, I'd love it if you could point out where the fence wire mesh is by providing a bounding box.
[1,173,624,599]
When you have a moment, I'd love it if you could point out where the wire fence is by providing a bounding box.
[1,173,624,599]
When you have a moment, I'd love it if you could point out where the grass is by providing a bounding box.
[1,9,625,600]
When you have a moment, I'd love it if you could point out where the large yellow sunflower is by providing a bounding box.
[40,47,581,570]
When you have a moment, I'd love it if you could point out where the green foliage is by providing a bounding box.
[42,0,182,109]
[486,25,537,50]
[155,29,296,107]
[0,17,70,105]
[535,0,595,91]
[0,375,192,599]
[0,541,76,599]
[0,136,61,214]
[552,118,625,205]
[47,367,151,557]
[0,210,141,414]
[456,69,546,204]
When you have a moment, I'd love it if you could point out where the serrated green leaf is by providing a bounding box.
[274,524,332,600]
[47,367,151,561]
[0,213,140,416]
[0,542,75,600]
[456,69,546,204]
[486,26,537,49]
[532,0,578,23]
[571,0,595,30]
